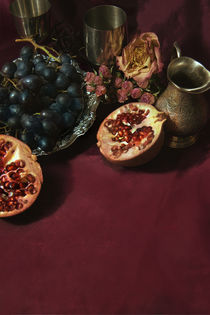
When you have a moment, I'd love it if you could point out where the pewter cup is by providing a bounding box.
[10,0,51,40]
[84,5,127,66]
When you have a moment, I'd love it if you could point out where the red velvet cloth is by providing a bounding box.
[0,0,210,313]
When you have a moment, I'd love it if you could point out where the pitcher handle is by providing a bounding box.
[171,41,182,60]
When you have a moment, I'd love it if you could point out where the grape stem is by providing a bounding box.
[15,38,60,63]
[2,77,21,91]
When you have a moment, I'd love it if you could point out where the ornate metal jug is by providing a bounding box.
[155,43,210,148]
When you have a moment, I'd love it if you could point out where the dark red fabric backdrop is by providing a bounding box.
[0,0,210,314]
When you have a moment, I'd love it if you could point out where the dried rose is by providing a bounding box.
[95,85,106,97]
[121,80,133,92]
[94,75,103,85]
[117,88,129,103]
[99,64,112,79]
[85,72,96,84]
[116,32,163,88]
[140,92,155,104]
[131,88,142,99]
[114,77,123,88]
[86,85,95,93]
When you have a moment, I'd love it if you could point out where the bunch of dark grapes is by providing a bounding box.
[0,43,84,153]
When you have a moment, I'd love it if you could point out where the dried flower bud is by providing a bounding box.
[121,80,133,92]
[99,64,112,79]
[117,88,129,103]
[94,75,103,85]
[85,72,96,84]
[95,85,106,97]
[86,84,95,93]
[131,88,142,99]
[140,92,155,104]
[114,77,123,88]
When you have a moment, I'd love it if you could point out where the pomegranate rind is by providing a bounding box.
[0,135,43,217]
[97,102,166,167]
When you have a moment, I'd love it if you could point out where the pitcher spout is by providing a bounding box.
[167,56,210,94]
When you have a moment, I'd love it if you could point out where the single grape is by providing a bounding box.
[0,87,8,102]
[42,119,59,136]
[55,72,70,90]
[9,90,20,104]
[7,115,22,129]
[21,74,42,91]
[61,111,75,130]
[1,62,17,78]
[20,46,34,61]
[60,54,72,64]
[34,62,46,75]
[39,83,57,98]
[39,96,52,108]
[14,60,33,78]
[38,135,57,152]
[60,63,77,79]
[56,93,71,107]
[14,69,27,79]
[19,89,32,105]
[68,98,84,115]
[49,102,66,113]
[19,131,37,149]
[17,60,33,70]
[0,105,10,122]
[9,104,24,116]
[67,82,82,97]
[42,67,57,82]
[21,114,42,133]
[32,55,44,65]
[40,109,62,126]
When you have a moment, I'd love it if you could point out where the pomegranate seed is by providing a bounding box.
[4,141,13,151]
[0,139,5,146]
[1,175,7,183]
[19,181,28,189]
[27,184,37,195]
[15,160,25,168]
[15,190,26,197]
[16,168,24,174]
[0,150,6,157]
[6,163,17,172]
[16,202,23,210]
[26,174,36,183]
[9,172,20,181]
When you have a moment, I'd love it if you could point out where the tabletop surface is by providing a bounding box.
[0,0,210,314]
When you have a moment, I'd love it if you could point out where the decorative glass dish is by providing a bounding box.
[0,55,100,157]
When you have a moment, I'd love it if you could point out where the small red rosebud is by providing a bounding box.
[117,88,129,103]
[140,92,155,104]
[84,72,96,84]
[131,87,142,99]
[94,75,103,85]
[95,85,106,97]
[99,64,112,79]
[121,80,133,92]
[86,84,95,93]
[114,77,123,88]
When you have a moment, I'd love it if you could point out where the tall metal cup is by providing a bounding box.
[84,5,127,66]
[9,0,51,40]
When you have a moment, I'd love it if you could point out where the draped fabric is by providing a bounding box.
[0,0,210,313]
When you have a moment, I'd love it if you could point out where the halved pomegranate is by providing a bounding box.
[0,135,43,217]
[97,102,166,167]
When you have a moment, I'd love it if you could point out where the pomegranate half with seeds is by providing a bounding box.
[0,135,43,217]
[97,102,166,167]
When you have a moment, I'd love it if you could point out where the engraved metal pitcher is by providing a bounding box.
[155,42,210,148]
